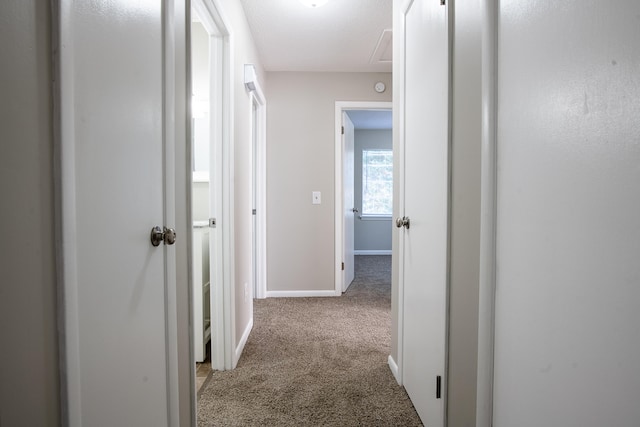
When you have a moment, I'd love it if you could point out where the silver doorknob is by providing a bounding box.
[150,226,177,247]
[395,216,410,229]
[352,208,359,213]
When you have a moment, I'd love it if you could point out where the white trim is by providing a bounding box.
[476,0,498,426]
[266,290,339,298]
[162,1,181,424]
[191,0,235,373]
[244,64,268,300]
[55,3,81,422]
[391,0,410,387]
[334,101,393,297]
[192,170,209,182]
[359,215,392,221]
[233,316,253,367]
[354,250,392,256]
[388,355,401,384]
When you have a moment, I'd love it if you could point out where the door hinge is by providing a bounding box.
[209,218,216,228]
[341,262,345,271]
[252,209,256,215]
[341,126,344,135]
[440,0,445,5]
[436,375,442,399]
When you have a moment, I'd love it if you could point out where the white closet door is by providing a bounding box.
[400,0,449,425]
[58,1,176,425]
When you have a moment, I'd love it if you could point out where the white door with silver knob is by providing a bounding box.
[397,0,449,425]
[57,1,181,425]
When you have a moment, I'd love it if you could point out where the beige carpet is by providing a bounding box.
[197,255,423,426]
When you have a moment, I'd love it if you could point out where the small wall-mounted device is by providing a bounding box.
[244,64,257,92]
[374,81,386,93]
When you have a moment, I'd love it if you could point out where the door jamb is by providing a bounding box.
[476,0,498,425]
[334,101,393,296]
[190,0,235,374]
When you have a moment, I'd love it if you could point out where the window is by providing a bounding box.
[362,149,393,216]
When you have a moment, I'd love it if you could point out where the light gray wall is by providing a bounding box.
[0,1,60,425]
[354,129,393,252]
[447,0,482,425]
[266,72,392,292]
[225,0,267,347]
[493,1,640,425]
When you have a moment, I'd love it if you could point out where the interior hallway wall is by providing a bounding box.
[0,1,60,424]
[225,0,267,351]
[265,72,392,293]
[493,1,640,425]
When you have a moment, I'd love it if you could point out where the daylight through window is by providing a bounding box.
[362,149,393,216]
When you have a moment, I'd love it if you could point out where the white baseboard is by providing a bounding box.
[388,355,401,385]
[354,250,392,255]
[233,317,253,368]
[266,290,339,298]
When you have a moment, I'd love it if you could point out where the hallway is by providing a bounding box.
[196,256,422,426]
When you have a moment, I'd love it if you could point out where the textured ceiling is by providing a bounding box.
[239,0,392,72]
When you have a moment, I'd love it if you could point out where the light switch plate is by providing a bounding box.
[312,191,321,204]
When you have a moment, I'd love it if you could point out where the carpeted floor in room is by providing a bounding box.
[197,255,423,426]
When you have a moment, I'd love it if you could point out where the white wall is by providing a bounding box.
[223,0,267,350]
[493,1,640,425]
[265,72,392,292]
[354,129,393,252]
[192,181,209,222]
[0,1,59,424]
[191,21,211,172]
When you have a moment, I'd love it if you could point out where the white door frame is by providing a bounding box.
[476,1,498,426]
[244,64,267,300]
[334,101,393,295]
[190,0,236,372]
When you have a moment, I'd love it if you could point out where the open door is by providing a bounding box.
[342,112,356,291]
[334,102,392,296]
[56,1,184,424]
[397,0,450,424]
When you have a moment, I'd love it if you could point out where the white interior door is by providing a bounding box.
[252,99,258,297]
[58,1,176,425]
[343,112,356,291]
[400,0,449,424]
[492,2,640,426]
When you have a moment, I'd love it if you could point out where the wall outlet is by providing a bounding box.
[312,191,321,204]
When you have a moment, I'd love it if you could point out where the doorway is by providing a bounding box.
[189,0,234,386]
[245,64,267,300]
[334,102,393,295]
